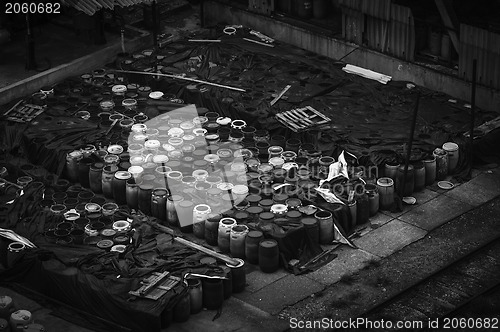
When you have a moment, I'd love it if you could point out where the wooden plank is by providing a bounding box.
[434,0,459,53]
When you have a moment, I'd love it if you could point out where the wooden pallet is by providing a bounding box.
[128,271,182,300]
[276,106,331,132]
[3,100,46,123]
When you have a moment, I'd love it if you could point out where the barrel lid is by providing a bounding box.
[286,197,302,207]
[273,193,289,203]
[206,188,222,196]
[247,230,263,238]
[269,157,285,167]
[286,210,302,219]
[152,154,169,163]
[259,212,275,220]
[112,84,127,93]
[139,183,154,190]
[152,188,168,196]
[246,194,262,204]
[204,154,220,163]
[232,184,249,195]
[179,200,193,208]
[301,217,318,227]
[97,239,114,249]
[144,140,160,150]
[270,204,287,214]
[217,182,234,191]
[113,234,129,243]
[193,150,208,159]
[260,239,277,248]
[114,171,132,180]
[107,144,124,155]
[442,142,458,151]
[91,162,104,170]
[259,199,274,207]
[128,165,144,174]
[170,194,184,202]
[247,206,264,215]
[104,154,120,162]
[220,217,236,225]
[167,170,183,178]
[101,229,116,237]
[376,177,394,186]
[148,91,163,99]
[246,158,261,167]
[194,204,211,212]
[85,203,101,212]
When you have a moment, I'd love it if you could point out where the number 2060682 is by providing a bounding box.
[5,2,61,14]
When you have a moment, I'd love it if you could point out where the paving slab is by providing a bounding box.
[350,213,393,238]
[305,246,380,285]
[352,219,427,257]
[397,195,474,231]
[25,307,95,332]
[245,268,289,293]
[0,286,43,313]
[167,296,289,332]
[411,188,441,205]
[444,170,500,206]
[234,274,324,315]
[369,212,393,227]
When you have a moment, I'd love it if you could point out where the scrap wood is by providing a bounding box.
[342,64,392,84]
[149,221,240,266]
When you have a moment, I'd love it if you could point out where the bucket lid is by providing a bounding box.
[247,230,263,238]
[247,206,264,215]
[152,188,168,196]
[114,171,132,180]
[260,239,277,248]
[376,177,394,186]
[442,142,459,151]
[259,212,275,220]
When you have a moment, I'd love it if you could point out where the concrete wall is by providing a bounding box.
[204,0,500,113]
[0,26,151,106]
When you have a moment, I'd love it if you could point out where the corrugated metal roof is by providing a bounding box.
[61,0,152,16]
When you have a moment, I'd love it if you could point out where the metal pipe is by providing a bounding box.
[151,0,158,52]
[469,59,477,167]
[400,92,420,198]
[114,69,246,92]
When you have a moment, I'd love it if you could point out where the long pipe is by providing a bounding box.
[400,92,420,197]
[113,69,246,92]
[469,59,477,166]
[151,0,158,52]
